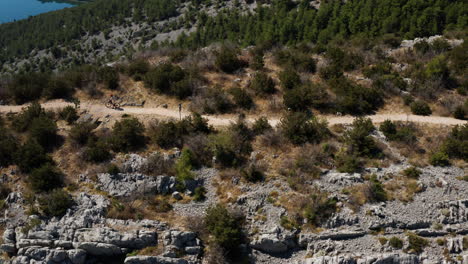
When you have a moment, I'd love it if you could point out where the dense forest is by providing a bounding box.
[176,0,467,47]
[0,0,466,69]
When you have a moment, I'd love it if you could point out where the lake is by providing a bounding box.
[0,0,75,24]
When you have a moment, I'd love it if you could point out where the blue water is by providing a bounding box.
[0,0,74,24]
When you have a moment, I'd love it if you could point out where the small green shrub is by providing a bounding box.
[367,175,387,203]
[29,164,64,192]
[107,163,120,175]
[175,148,196,190]
[252,116,272,135]
[69,122,96,146]
[193,186,207,202]
[380,120,397,138]
[29,115,58,148]
[110,118,145,152]
[430,151,450,167]
[16,139,52,173]
[84,138,112,163]
[336,153,361,173]
[280,112,329,145]
[241,164,264,183]
[0,128,18,167]
[406,233,428,254]
[59,106,79,124]
[215,47,246,73]
[453,106,466,120]
[403,167,422,179]
[229,87,254,109]
[389,236,403,249]
[410,101,432,116]
[205,204,243,251]
[279,68,301,90]
[249,72,275,95]
[12,102,46,132]
[39,189,73,217]
[144,63,192,99]
[43,77,73,99]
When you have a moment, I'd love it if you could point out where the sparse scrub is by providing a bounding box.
[280,112,329,145]
[29,163,64,192]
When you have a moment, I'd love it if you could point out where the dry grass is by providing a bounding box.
[213,174,243,204]
[384,175,423,203]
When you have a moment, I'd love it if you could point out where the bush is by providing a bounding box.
[141,152,175,176]
[410,101,432,116]
[208,128,252,168]
[303,192,337,226]
[389,237,403,249]
[336,153,361,173]
[241,164,264,183]
[366,175,387,203]
[69,122,96,146]
[406,233,428,254]
[193,186,207,202]
[332,78,383,115]
[344,117,380,158]
[430,151,450,167]
[283,83,328,112]
[84,138,112,163]
[29,115,58,149]
[273,48,316,72]
[184,133,213,167]
[205,204,243,251]
[453,106,466,120]
[12,102,46,132]
[0,128,18,167]
[380,120,397,138]
[279,68,301,90]
[191,86,233,114]
[8,73,49,104]
[144,63,192,99]
[110,118,145,152]
[39,189,73,217]
[16,139,52,173]
[229,87,254,109]
[175,148,195,190]
[126,59,150,80]
[29,164,63,192]
[252,116,272,135]
[59,106,79,124]
[403,167,422,179]
[249,72,275,95]
[107,163,120,175]
[403,95,414,106]
[215,47,246,73]
[441,124,468,161]
[43,77,73,99]
[98,66,119,90]
[280,112,329,145]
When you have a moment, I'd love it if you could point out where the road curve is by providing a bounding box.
[0,100,465,127]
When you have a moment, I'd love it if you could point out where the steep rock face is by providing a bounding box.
[438,200,468,224]
[0,192,200,264]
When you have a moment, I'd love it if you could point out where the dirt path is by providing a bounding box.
[0,100,466,127]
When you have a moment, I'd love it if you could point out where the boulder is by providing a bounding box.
[67,249,87,264]
[250,226,296,254]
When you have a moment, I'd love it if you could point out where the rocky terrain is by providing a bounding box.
[1,127,467,264]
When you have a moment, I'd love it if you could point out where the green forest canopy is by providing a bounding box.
[0,0,466,65]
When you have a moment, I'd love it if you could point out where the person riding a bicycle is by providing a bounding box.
[107,94,120,109]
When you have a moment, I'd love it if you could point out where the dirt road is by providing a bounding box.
[0,100,466,127]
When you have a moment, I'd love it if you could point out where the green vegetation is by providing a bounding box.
[39,189,73,217]
[29,163,64,192]
[406,232,429,254]
[204,204,243,253]
[280,112,329,145]
[389,237,404,249]
[110,118,145,152]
